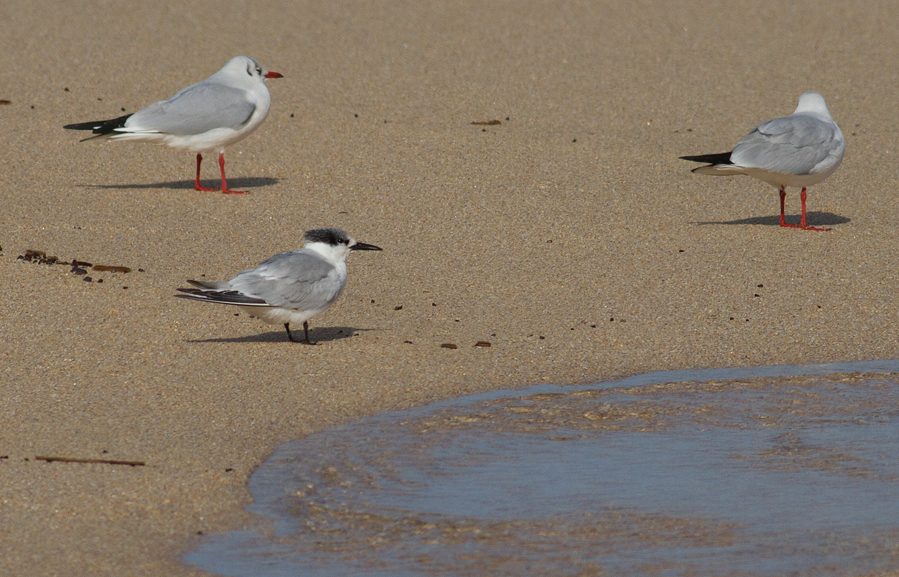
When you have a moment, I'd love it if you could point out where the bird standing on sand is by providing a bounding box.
[680,92,845,231]
[176,228,382,343]
[64,56,282,194]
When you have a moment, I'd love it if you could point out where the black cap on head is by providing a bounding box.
[303,228,351,245]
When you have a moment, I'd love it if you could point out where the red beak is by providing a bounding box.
[264,71,283,79]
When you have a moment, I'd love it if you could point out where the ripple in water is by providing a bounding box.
[187,361,899,576]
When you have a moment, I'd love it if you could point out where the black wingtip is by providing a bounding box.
[174,287,268,306]
[679,152,734,165]
[64,113,133,135]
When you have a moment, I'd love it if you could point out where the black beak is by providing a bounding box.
[351,242,382,251]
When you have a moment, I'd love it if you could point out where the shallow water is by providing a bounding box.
[187,360,899,577]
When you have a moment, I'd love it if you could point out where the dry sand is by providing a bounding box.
[1,0,898,575]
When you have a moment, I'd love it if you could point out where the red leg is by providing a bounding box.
[800,188,807,228]
[218,153,247,195]
[799,187,830,232]
[194,154,220,192]
[779,186,800,228]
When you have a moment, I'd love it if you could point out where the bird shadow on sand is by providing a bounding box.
[78,177,279,191]
[694,212,850,228]
[187,326,376,344]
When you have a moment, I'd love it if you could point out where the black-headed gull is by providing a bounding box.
[175,228,382,343]
[64,56,282,195]
[680,92,845,231]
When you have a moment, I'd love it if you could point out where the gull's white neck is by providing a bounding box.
[793,92,832,120]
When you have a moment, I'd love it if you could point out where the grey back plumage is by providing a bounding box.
[730,112,844,176]
[126,83,257,135]
[229,250,345,311]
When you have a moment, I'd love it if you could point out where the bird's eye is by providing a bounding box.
[256,67,262,75]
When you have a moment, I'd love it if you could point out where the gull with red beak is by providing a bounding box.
[64,56,283,194]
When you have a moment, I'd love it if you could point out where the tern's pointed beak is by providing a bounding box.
[351,242,382,251]
[264,71,283,79]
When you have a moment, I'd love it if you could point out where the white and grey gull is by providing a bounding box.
[64,56,282,194]
[680,91,845,231]
[176,228,382,343]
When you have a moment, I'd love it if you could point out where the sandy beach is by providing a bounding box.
[2,0,899,574]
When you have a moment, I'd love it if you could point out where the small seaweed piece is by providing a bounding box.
[35,455,145,467]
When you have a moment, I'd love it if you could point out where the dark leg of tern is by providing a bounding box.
[195,154,220,192]
[302,321,315,345]
[218,153,247,195]
[284,323,296,342]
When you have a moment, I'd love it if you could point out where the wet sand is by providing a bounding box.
[189,370,899,576]
[1,1,898,575]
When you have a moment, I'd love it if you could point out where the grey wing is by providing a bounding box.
[730,115,840,176]
[124,82,256,135]
[229,252,344,310]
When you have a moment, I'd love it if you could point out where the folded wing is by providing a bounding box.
[229,251,344,311]
[730,114,840,176]
[122,83,257,136]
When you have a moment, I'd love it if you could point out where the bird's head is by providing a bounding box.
[302,228,382,263]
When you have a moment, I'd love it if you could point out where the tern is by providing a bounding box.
[176,228,382,343]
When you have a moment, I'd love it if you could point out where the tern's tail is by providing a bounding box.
[186,279,232,290]
[64,113,133,141]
